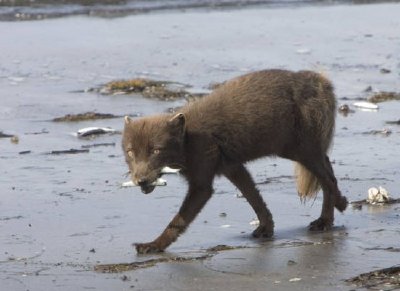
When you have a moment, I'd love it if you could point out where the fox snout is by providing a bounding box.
[131,166,160,194]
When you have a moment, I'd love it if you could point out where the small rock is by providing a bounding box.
[380,68,391,74]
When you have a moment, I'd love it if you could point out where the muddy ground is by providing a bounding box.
[1,2,400,291]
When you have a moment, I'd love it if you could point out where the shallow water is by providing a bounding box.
[1,2,400,290]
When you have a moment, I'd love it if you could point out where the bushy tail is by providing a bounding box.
[295,162,321,200]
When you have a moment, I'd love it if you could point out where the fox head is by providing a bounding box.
[122,113,186,194]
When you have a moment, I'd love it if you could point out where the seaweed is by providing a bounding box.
[97,78,207,101]
[368,92,400,103]
[53,112,120,122]
[346,265,400,289]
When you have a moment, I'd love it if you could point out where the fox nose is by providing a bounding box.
[137,179,149,186]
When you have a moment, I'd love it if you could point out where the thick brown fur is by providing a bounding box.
[122,69,348,254]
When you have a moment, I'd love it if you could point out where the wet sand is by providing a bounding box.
[1,2,400,290]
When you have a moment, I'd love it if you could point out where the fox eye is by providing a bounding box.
[127,150,134,158]
[153,149,160,155]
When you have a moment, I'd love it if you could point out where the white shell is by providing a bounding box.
[353,101,379,110]
[367,186,390,204]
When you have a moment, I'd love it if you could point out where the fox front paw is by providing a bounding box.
[252,224,274,238]
[134,242,164,254]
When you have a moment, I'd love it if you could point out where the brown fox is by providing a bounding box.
[122,69,348,254]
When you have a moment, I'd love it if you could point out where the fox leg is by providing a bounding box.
[298,154,347,230]
[223,163,274,238]
[135,182,213,254]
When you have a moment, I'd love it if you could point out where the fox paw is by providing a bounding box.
[252,224,274,238]
[134,242,164,254]
[335,196,348,212]
[308,217,333,231]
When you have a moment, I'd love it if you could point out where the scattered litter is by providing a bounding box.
[362,128,392,136]
[386,119,400,125]
[205,244,248,252]
[121,178,167,188]
[368,91,400,103]
[287,260,297,266]
[81,142,116,148]
[367,186,390,204]
[338,104,355,116]
[95,78,206,101]
[10,136,19,144]
[289,277,302,282]
[219,212,227,218]
[76,127,119,138]
[380,68,391,74]
[0,131,15,138]
[353,101,379,110]
[19,150,31,155]
[24,129,49,135]
[220,224,231,228]
[249,218,260,226]
[48,149,89,155]
[346,265,400,289]
[53,112,120,122]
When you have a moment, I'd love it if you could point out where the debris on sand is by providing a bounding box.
[53,112,120,122]
[206,244,249,252]
[353,101,379,110]
[95,254,211,273]
[367,186,390,204]
[0,132,19,143]
[361,128,392,136]
[386,119,400,125]
[368,91,400,103]
[0,131,14,138]
[48,149,89,155]
[350,186,400,207]
[81,142,116,149]
[338,104,355,116]
[346,265,400,289]
[96,78,207,101]
[76,127,119,138]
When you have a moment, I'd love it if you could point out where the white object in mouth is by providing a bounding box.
[121,178,167,188]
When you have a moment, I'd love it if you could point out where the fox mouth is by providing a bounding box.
[140,184,156,194]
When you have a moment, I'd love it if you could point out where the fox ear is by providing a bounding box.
[168,113,186,136]
[124,116,132,125]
